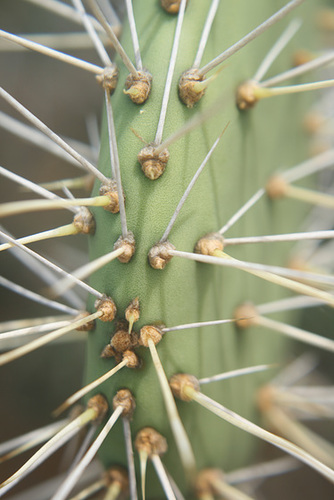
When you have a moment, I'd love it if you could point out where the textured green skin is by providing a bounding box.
[86,0,316,496]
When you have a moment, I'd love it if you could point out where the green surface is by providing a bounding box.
[86,1,317,496]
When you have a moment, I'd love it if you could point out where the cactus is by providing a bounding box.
[0,0,333,499]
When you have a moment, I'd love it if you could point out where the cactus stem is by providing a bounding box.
[219,189,265,235]
[2,1,333,496]
[155,92,226,155]
[160,129,226,242]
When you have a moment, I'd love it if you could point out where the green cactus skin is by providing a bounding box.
[86,0,318,495]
